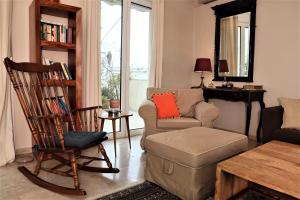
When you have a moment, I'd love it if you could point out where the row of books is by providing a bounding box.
[42,57,73,80]
[45,97,68,114]
[40,20,73,43]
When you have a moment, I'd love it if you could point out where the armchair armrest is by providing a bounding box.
[261,106,283,143]
[194,101,219,127]
[138,100,157,129]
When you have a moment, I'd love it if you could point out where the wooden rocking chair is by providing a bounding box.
[3,58,119,195]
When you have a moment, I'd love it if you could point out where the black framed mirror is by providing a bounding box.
[213,0,257,82]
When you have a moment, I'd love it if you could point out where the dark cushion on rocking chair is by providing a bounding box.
[55,131,107,149]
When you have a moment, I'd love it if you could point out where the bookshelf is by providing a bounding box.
[29,0,82,109]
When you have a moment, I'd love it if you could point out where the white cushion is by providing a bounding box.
[279,98,300,130]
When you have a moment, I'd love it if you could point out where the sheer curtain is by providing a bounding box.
[82,0,101,107]
[0,0,15,166]
[149,0,164,88]
[220,16,238,76]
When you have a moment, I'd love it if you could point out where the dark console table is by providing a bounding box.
[203,88,266,142]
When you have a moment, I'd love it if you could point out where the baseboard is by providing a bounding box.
[15,147,32,155]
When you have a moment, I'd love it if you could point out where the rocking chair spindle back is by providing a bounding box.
[3,58,119,195]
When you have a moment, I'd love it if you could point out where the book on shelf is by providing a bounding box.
[45,97,68,114]
[41,57,58,79]
[41,57,72,80]
[60,62,72,80]
[40,20,72,44]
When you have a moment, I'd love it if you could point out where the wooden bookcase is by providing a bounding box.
[29,0,82,109]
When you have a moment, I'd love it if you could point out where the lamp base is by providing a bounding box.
[199,76,206,89]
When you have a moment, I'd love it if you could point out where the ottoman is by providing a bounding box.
[144,127,248,200]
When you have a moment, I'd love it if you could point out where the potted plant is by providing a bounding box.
[107,73,120,108]
[101,51,121,109]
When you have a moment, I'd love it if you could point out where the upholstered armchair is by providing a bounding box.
[139,88,220,149]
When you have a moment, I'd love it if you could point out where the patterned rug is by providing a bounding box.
[98,181,181,200]
[98,181,272,200]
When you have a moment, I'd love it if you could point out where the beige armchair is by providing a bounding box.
[139,88,220,149]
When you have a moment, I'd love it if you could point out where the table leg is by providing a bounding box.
[215,166,248,200]
[125,116,131,149]
[100,119,105,132]
[256,100,266,143]
[112,119,117,157]
[245,102,252,137]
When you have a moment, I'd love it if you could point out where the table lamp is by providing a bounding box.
[218,60,231,87]
[194,58,212,88]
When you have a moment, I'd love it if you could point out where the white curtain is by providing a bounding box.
[82,0,101,107]
[149,0,164,88]
[0,0,15,166]
[220,16,238,76]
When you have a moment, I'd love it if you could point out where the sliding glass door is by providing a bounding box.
[101,0,152,132]
[129,3,151,129]
[100,0,122,132]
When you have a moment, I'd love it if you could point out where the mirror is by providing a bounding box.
[213,0,256,82]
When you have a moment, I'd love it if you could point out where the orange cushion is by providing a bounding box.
[152,93,180,119]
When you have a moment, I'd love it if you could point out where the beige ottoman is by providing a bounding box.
[144,127,248,200]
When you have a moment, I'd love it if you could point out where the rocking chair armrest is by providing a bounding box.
[72,105,103,113]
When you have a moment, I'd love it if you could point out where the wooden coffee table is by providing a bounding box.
[99,112,133,157]
[215,140,300,200]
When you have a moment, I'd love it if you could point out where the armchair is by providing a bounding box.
[139,88,219,149]
[3,58,119,195]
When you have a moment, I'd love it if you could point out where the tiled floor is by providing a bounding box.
[0,135,145,200]
[0,130,259,200]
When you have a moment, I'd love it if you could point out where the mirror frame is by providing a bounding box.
[213,0,257,82]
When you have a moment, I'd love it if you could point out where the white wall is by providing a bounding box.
[12,0,84,151]
[12,0,32,151]
[163,0,300,137]
[162,0,195,89]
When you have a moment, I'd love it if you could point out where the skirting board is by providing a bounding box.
[15,147,32,155]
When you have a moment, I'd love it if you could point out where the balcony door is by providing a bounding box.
[101,0,152,132]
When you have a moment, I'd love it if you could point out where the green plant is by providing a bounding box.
[101,51,120,102]
[107,73,120,100]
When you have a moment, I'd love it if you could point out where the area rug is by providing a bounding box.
[98,181,278,200]
[98,181,181,200]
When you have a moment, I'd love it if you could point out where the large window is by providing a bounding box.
[129,3,151,129]
[101,0,152,132]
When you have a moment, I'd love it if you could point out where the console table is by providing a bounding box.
[203,88,266,142]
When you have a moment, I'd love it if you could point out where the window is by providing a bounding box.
[101,0,152,132]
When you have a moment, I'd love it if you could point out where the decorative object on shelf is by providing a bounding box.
[193,58,212,89]
[208,82,215,88]
[243,84,263,90]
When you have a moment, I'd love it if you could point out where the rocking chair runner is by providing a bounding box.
[3,58,119,195]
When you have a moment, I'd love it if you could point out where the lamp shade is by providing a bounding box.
[194,58,212,72]
[219,60,229,72]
